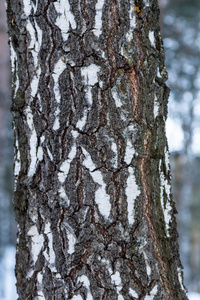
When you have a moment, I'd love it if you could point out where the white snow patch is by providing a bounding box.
[188,292,200,300]
[54,0,76,41]
[81,64,100,106]
[0,246,17,300]
[94,0,104,37]
[149,31,155,47]
[82,147,111,219]
[129,288,138,298]
[126,167,140,224]
[124,140,135,164]
[28,225,44,264]
[144,285,158,299]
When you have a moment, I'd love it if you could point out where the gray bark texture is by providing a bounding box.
[6,0,188,299]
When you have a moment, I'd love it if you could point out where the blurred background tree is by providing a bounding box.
[0,0,15,298]
[161,0,200,292]
[0,0,200,298]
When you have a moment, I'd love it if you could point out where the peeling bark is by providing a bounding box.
[6,0,188,299]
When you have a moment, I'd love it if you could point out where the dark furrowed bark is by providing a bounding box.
[6,0,188,299]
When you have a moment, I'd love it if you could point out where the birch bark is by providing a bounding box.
[6,0,188,299]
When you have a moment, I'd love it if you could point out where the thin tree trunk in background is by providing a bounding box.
[6,0,188,299]
[0,0,13,253]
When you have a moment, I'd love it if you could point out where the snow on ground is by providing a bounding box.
[0,246,200,299]
[0,246,17,300]
[189,292,200,300]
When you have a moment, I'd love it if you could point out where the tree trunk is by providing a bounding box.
[6,0,188,299]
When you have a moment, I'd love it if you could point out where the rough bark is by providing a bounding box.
[6,0,188,299]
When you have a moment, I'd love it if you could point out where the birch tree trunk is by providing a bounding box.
[6,0,188,299]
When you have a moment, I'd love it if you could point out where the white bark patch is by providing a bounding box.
[14,138,21,178]
[53,117,60,131]
[157,67,162,78]
[143,252,151,277]
[54,0,76,41]
[26,19,42,98]
[28,225,44,264]
[124,140,135,164]
[126,167,140,224]
[111,140,118,168]
[58,145,77,183]
[43,222,56,272]
[149,31,155,47]
[23,0,42,99]
[160,160,172,237]
[52,58,66,130]
[36,272,45,299]
[78,275,93,300]
[26,107,41,177]
[10,42,19,97]
[71,129,79,140]
[154,94,159,118]
[94,0,104,37]
[144,285,158,299]
[47,147,53,161]
[125,2,136,42]
[129,288,138,298]
[81,64,100,106]
[177,267,186,292]
[53,59,66,104]
[111,271,124,298]
[64,225,76,255]
[58,186,70,205]
[76,109,88,130]
[37,146,43,161]
[111,86,122,107]
[23,0,32,16]
[165,148,170,172]
[72,295,83,300]
[82,148,111,219]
